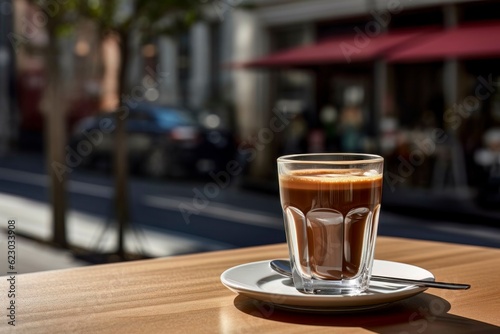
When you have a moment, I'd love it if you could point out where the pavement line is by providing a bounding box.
[0,167,113,198]
[68,180,113,198]
[144,195,284,230]
[0,167,47,186]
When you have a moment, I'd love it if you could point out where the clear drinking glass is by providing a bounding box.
[277,153,384,294]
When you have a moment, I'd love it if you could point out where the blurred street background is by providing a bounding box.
[1,0,500,273]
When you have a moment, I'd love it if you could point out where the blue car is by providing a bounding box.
[70,103,236,177]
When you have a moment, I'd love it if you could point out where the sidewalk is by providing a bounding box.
[0,229,87,274]
[0,193,230,274]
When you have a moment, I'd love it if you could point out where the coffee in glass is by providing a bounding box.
[277,153,383,294]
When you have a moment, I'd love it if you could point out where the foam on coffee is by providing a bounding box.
[280,169,381,186]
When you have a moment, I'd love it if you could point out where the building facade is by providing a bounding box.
[206,0,500,194]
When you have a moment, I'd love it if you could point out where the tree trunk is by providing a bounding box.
[115,31,130,258]
[44,25,67,248]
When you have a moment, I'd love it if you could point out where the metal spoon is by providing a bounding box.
[270,259,470,290]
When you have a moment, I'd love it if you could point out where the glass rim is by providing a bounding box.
[277,153,383,164]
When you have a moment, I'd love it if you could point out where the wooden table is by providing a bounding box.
[2,236,499,333]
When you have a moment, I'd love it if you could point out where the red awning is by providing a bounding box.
[238,28,433,68]
[388,21,500,62]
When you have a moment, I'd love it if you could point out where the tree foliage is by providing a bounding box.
[29,0,201,38]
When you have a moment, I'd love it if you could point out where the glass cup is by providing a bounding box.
[277,153,384,294]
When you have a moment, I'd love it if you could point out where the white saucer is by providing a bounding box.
[221,260,434,312]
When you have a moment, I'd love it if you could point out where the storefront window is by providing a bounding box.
[178,32,190,105]
[327,77,372,153]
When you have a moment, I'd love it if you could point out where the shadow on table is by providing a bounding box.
[233,293,500,333]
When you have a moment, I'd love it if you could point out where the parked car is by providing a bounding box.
[70,103,236,177]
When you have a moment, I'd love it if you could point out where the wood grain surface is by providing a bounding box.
[1,236,499,334]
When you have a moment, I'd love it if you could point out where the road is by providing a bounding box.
[0,152,287,254]
[0,152,499,260]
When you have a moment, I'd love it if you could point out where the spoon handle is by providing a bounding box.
[270,259,471,290]
[372,275,470,290]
